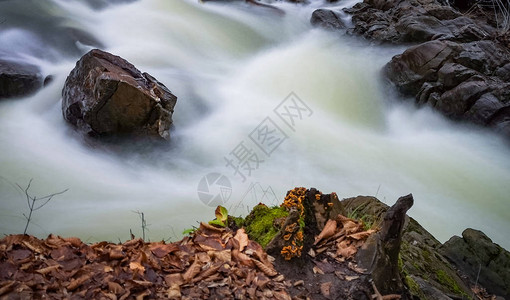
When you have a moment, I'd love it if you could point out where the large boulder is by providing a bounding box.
[440,229,510,298]
[0,60,43,100]
[62,49,177,140]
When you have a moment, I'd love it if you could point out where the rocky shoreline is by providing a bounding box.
[312,0,510,140]
[1,188,509,299]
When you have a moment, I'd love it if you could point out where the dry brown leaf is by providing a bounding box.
[132,280,152,287]
[109,246,124,260]
[199,222,226,233]
[63,237,82,247]
[314,219,337,245]
[347,229,376,240]
[273,290,292,300]
[21,240,44,254]
[35,264,60,275]
[312,266,325,275]
[182,256,202,283]
[129,261,145,274]
[233,249,253,267]
[164,273,184,287]
[67,274,92,291]
[345,275,359,281]
[234,228,249,252]
[167,285,181,299]
[252,259,277,277]
[320,282,332,298]
[135,289,151,300]
[193,263,222,283]
[108,281,125,294]
[337,246,357,258]
[211,250,231,262]
[149,243,178,258]
[0,281,15,296]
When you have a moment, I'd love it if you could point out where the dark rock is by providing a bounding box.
[62,49,177,140]
[395,15,447,42]
[343,196,472,299]
[0,60,43,99]
[440,229,510,298]
[437,62,476,89]
[436,79,490,117]
[384,40,453,95]
[384,38,510,139]
[344,0,494,45]
[465,93,504,125]
[357,194,414,295]
[310,9,346,30]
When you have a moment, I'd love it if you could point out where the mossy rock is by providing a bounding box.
[242,204,288,248]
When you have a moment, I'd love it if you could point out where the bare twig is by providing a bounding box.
[16,179,68,235]
[132,210,149,241]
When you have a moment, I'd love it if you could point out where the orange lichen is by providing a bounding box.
[285,223,297,233]
[281,245,303,261]
[280,187,308,260]
[295,231,303,242]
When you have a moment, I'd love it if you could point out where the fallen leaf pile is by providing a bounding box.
[312,214,376,262]
[0,223,292,299]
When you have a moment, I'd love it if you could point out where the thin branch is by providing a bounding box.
[16,179,68,235]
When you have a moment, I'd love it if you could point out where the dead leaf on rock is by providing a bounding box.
[234,228,249,252]
[314,219,337,245]
[347,230,376,240]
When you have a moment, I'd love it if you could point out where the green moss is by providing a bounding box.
[244,205,288,248]
[436,269,466,296]
[405,275,423,298]
[422,249,431,262]
[231,216,245,228]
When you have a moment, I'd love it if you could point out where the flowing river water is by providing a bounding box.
[0,0,509,248]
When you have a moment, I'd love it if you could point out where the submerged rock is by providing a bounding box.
[0,60,43,99]
[62,49,177,140]
[310,9,347,30]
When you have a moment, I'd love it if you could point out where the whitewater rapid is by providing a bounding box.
[0,0,509,248]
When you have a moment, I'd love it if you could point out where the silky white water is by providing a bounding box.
[0,0,509,248]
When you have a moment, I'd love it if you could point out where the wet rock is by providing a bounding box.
[356,194,414,295]
[0,60,43,99]
[384,39,510,138]
[344,0,492,44]
[310,9,347,30]
[343,196,472,299]
[440,229,510,298]
[62,49,177,140]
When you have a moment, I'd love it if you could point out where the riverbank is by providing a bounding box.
[1,188,508,299]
